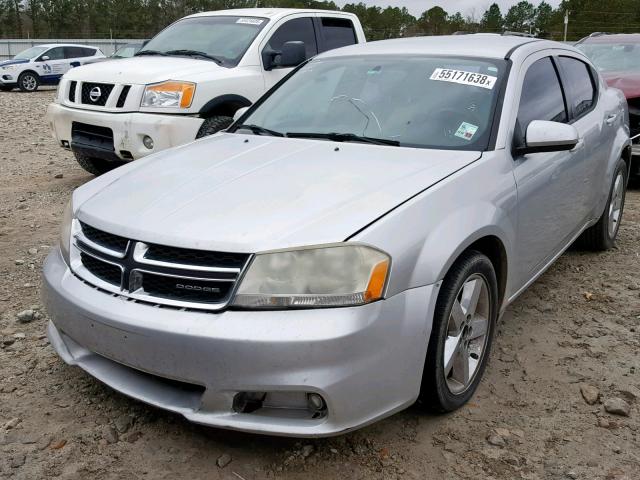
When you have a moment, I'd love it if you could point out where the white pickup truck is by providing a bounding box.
[47,8,366,175]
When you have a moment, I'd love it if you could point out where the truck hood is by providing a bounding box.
[76,134,480,253]
[602,71,640,99]
[64,56,227,84]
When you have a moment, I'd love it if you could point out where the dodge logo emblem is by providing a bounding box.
[89,86,102,102]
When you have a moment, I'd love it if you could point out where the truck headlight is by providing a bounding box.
[59,199,74,266]
[233,244,390,309]
[141,81,195,108]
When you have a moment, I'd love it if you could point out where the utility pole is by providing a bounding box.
[563,10,569,42]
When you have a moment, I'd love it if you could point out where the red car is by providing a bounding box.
[577,33,640,178]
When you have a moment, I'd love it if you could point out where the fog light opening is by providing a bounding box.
[233,391,266,414]
[142,135,154,150]
[307,393,326,414]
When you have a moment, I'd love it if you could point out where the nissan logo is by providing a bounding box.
[89,86,102,102]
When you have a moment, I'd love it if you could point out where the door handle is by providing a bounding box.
[605,114,617,126]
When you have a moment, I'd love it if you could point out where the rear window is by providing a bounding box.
[320,17,357,51]
[558,56,596,119]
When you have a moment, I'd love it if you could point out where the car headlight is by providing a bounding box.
[59,199,74,266]
[2,65,17,71]
[233,244,390,309]
[141,81,195,108]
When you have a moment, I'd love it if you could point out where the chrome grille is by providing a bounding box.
[70,220,251,311]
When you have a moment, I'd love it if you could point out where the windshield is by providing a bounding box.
[113,44,141,58]
[235,55,506,150]
[138,16,268,67]
[577,42,640,73]
[14,46,48,60]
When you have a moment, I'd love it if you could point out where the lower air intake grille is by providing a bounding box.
[80,253,122,286]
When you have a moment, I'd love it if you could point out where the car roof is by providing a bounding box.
[578,33,640,44]
[318,34,563,60]
[186,8,356,20]
[31,43,100,49]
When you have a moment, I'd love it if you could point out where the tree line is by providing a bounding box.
[1,0,640,41]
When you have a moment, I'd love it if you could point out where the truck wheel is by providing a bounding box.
[419,250,498,412]
[74,151,120,176]
[577,159,627,251]
[195,115,233,139]
[18,72,40,92]
[0,85,13,92]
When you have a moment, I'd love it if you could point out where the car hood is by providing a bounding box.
[0,58,29,67]
[76,134,480,253]
[64,56,226,84]
[602,72,640,99]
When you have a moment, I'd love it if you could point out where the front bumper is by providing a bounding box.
[43,248,437,437]
[0,73,15,84]
[46,102,204,161]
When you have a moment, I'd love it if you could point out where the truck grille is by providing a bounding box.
[116,85,131,108]
[72,221,251,311]
[81,82,114,106]
[69,81,77,102]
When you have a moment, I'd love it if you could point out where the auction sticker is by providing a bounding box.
[455,122,479,141]
[236,18,264,25]
[430,68,497,90]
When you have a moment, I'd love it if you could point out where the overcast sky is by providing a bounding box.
[336,0,562,18]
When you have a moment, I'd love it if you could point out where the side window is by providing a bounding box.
[558,56,596,119]
[82,48,96,57]
[319,17,357,51]
[42,47,64,60]
[265,17,318,61]
[517,57,567,134]
[64,47,85,58]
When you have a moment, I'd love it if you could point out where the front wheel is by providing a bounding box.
[419,250,498,412]
[18,72,40,92]
[577,159,627,251]
[73,151,122,176]
[195,115,233,139]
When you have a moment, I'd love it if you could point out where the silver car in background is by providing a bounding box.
[43,34,631,437]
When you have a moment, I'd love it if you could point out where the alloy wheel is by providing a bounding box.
[22,75,37,91]
[608,171,624,238]
[443,273,491,394]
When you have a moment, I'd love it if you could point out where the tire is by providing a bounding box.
[195,115,233,139]
[73,151,121,176]
[419,250,499,412]
[577,159,627,251]
[18,71,40,92]
[0,85,13,92]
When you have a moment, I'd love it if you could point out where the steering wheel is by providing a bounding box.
[426,107,483,142]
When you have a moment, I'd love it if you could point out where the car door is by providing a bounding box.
[261,16,318,90]
[37,47,69,80]
[555,55,604,221]
[511,54,589,286]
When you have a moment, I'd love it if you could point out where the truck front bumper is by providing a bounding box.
[46,103,204,161]
[43,247,437,437]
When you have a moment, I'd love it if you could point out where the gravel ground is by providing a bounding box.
[1,90,639,480]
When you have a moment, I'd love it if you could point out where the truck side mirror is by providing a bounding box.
[263,41,306,71]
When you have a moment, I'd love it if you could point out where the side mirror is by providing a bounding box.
[40,55,50,62]
[516,120,579,155]
[279,41,306,68]
[233,106,249,122]
[263,41,306,71]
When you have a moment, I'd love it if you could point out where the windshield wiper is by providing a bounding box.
[165,50,224,65]
[286,132,399,146]
[134,49,168,57]
[235,124,285,137]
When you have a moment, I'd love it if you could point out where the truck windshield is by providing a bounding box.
[138,16,268,67]
[14,46,48,60]
[577,42,640,73]
[235,55,506,151]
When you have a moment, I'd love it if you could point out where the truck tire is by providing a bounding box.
[18,71,40,92]
[195,115,233,139]
[74,151,121,176]
[577,159,627,251]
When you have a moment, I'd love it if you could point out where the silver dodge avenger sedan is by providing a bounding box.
[43,34,631,437]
